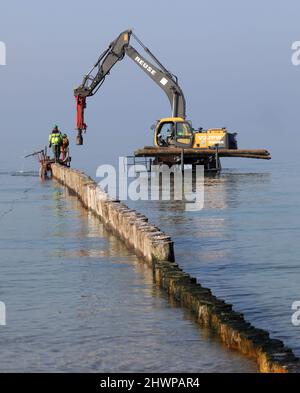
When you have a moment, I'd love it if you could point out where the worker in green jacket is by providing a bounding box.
[49,125,63,161]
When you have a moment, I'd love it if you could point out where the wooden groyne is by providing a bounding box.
[51,163,299,373]
[51,164,174,263]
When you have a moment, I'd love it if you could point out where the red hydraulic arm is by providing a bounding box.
[75,96,87,145]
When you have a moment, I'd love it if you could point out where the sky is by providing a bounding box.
[0,0,300,174]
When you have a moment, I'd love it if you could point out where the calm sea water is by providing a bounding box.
[0,171,256,372]
[127,160,300,358]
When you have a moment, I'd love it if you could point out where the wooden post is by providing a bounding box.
[215,144,219,171]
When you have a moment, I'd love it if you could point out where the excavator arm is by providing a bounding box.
[74,29,186,145]
[74,29,132,142]
[125,46,186,119]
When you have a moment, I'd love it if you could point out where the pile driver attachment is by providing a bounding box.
[75,96,87,145]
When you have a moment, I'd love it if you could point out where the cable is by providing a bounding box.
[131,32,177,81]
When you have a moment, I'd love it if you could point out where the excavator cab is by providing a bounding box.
[154,117,193,148]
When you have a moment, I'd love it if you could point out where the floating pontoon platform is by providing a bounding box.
[133,147,271,173]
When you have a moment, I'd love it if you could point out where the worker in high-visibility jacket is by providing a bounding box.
[49,125,63,161]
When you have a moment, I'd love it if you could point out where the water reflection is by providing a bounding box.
[42,178,257,372]
[0,173,259,372]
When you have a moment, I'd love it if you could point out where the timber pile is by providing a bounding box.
[135,147,271,160]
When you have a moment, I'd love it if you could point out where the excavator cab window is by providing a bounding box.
[176,122,192,137]
[157,122,174,146]
[174,121,193,147]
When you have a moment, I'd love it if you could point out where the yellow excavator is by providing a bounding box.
[74,29,238,151]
